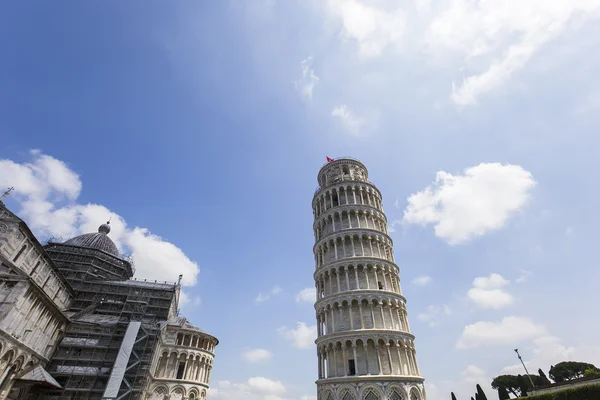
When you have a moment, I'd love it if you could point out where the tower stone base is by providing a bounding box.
[317,378,425,400]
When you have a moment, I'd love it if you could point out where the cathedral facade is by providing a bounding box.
[312,158,425,400]
[0,200,217,400]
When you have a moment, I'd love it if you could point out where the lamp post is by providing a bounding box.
[514,349,535,388]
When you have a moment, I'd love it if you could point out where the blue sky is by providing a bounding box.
[1,1,600,399]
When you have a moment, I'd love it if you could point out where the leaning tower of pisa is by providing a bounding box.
[312,158,425,400]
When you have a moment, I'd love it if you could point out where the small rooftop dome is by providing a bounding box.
[63,221,119,257]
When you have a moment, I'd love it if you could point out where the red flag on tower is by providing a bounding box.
[326,156,334,162]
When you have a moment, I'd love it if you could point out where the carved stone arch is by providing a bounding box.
[149,384,169,400]
[170,385,186,400]
[361,385,384,400]
[409,387,422,400]
[338,385,357,400]
[323,388,335,400]
[0,349,15,366]
[13,354,25,371]
[387,386,405,400]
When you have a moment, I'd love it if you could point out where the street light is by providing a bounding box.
[514,349,535,389]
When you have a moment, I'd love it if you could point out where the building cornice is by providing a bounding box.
[315,375,425,385]
[314,289,407,309]
[314,257,400,277]
[313,228,393,253]
[315,329,416,345]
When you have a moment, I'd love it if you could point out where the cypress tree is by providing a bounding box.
[497,387,510,400]
[476,384,488,400]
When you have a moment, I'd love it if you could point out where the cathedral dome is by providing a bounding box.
[63,221,119,257]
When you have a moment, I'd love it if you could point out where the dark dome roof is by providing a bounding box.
[64,222,119,257]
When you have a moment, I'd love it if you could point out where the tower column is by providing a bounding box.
[312,158,425,398]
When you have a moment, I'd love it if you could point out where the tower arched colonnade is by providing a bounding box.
[312,158,425,400]
[147,317,217,400]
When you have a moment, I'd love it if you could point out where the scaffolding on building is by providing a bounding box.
[24,240,180,400]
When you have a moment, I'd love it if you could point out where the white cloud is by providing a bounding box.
[209,378,290,400]
[467,273,513,309]
[501,336,600,376]
[426,0,600,105]
[320,1,600,105]
[300,396,317,400]
[255,285,283,304]
[403,163,536,245]
[295,57,319,100]
[412,275,432,286]
[296,288,316,303]
[277,322,317,349]
[179,290,202,308]
[248,377,287,395]
[0,151,200,286]
[516,269,533,284]
[457,316,547,349]
[331,105,365,136]
[242,349,272,364]
[326,0,405,58]
[417,304,451,327]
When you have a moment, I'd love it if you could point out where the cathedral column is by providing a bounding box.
[333,241,338,261]
[342,345,348,376]
[318,351,323,379]
[404,347,412,375]
[345,268,350,291]
[385,344,393,375]
[396,345,405,374]
[336,271,341,293]
[354,267,359,289]
[364,344,370,375]
[379,303,386,329]
[375,345,382,375]
[331,308,335,332]
[352,345,358,375]
[358,303,365,329]
[348,303,354,330]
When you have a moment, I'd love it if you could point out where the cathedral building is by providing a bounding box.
[312,158,425,400]
[0,197,217,400]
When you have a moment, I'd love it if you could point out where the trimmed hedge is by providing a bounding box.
[526,383,600,400]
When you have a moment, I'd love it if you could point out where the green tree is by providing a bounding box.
[549,361,598,382]
[584,367,600,377]
[538,368,551,386]
[492,375,541,397]
[518,375,528,397]
[476,384,488,400]
[497,387,510,400]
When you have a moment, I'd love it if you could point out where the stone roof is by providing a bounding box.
[164,316,206,334]
[162,316,218,343]
[63,222,119,257]
[16,365,62,388]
